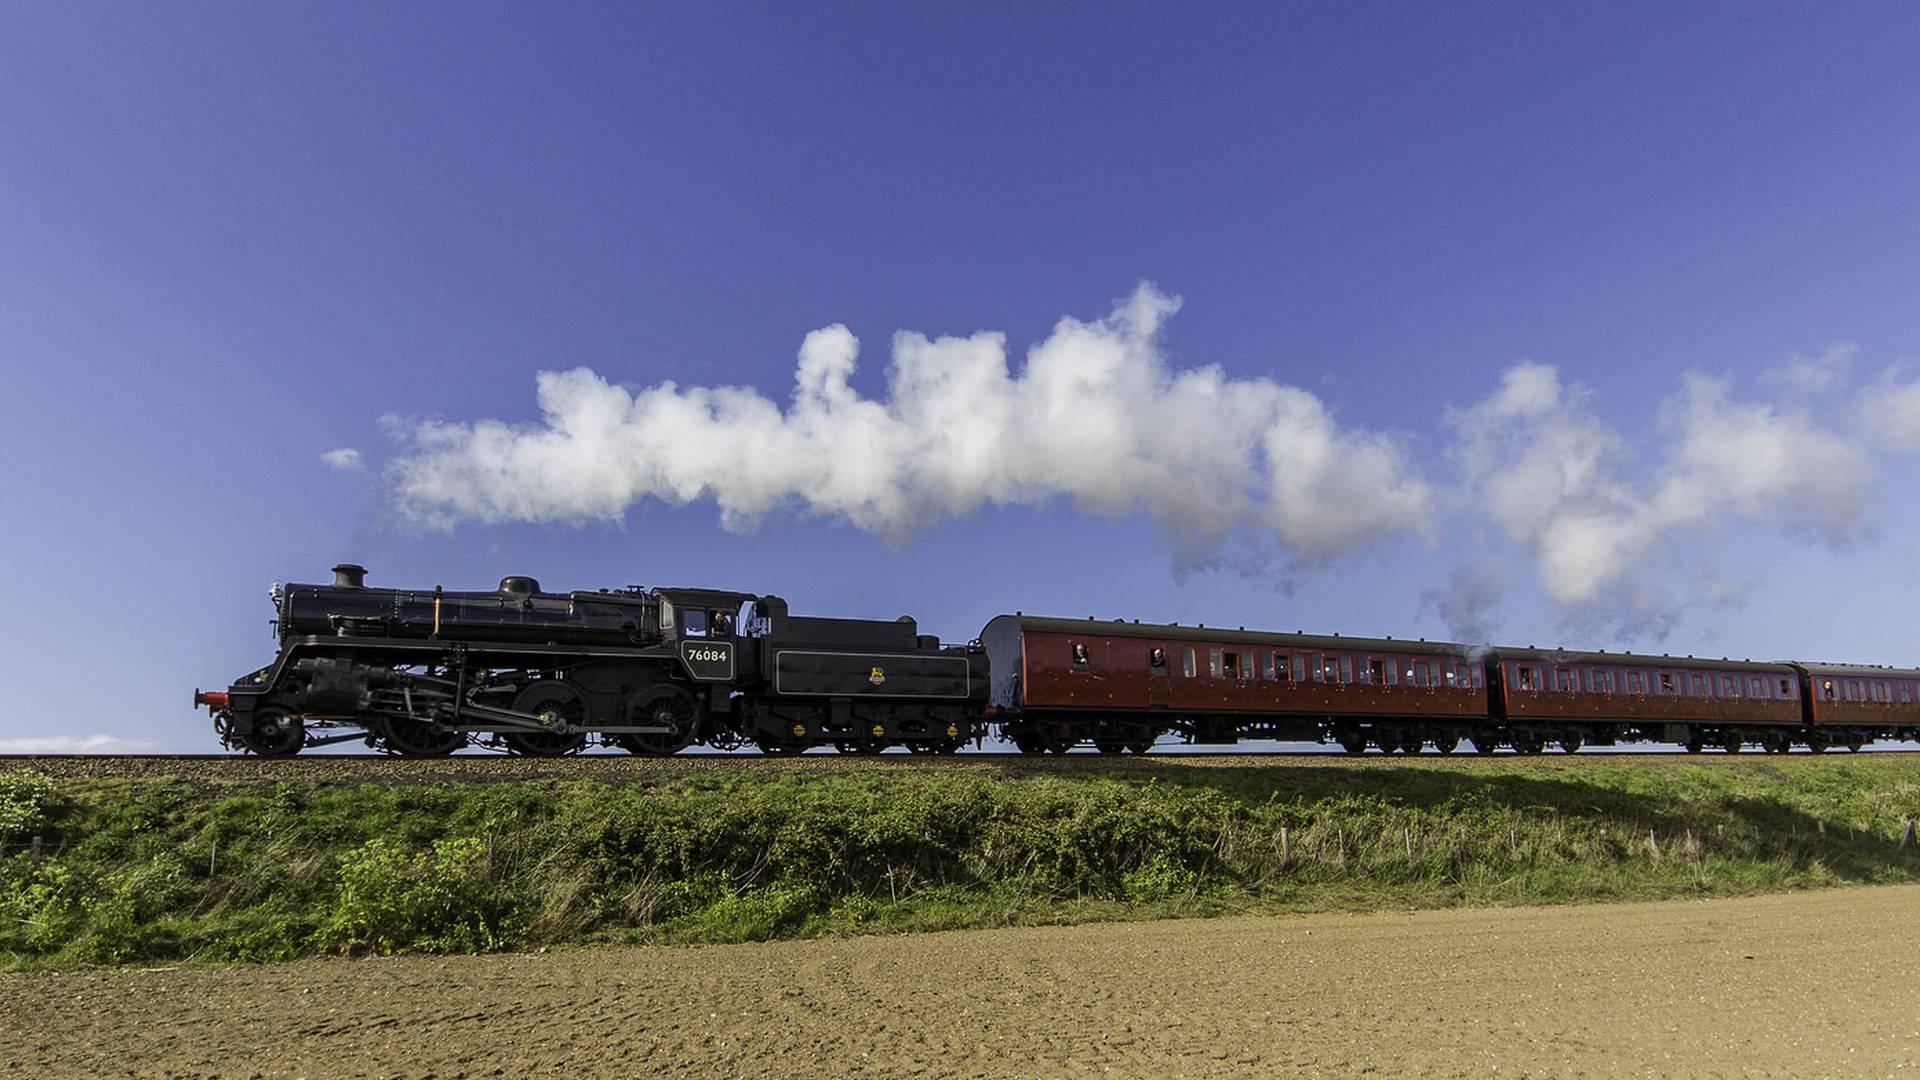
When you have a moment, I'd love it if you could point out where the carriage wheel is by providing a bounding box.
[1431,736,1459,755]
[1559,736,1583,754]
[1336,730,1368,755]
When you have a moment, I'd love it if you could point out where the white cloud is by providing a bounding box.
[388,284,1431,564]
[0,733,166,754]
[321,447,364,471]
[1450,363,1872,609]
[1863,363,1920,452]
[1761,342,1856,394]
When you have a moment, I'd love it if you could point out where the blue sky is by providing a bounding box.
[3,3,1919,751]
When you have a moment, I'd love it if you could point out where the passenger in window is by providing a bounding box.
[1149,647,1167,671]
[1072,642,1090,671]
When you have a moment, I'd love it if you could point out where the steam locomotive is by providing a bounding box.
[195,565,984,757]
[196,565,1920,756]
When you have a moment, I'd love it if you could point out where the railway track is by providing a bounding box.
[4,745,1914,783]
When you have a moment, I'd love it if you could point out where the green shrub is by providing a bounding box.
[0,771,54,841]
[318,836,509,955]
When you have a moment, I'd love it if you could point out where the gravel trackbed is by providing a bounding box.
[5,884,1918,1078]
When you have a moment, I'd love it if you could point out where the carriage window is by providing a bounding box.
[1686,674,1704,697]
[1183,647,1196,678]
[1292,654,1307,682]
[1781,678,1794,697]
[1821,679,1835,700]
[1628,671,1645,694]
[1413,662,1430,687]
[1149,647,1167,673]
[1307,654,1325,682]
[1902,686,1914,704]
[1071,642,1090,672]
[1263,652,1276,680]
[1323,656,1341,683]
[1658,672,1674,694]
[1208,648,1224,678]
[1721,675,1738,698]
[1339,656,1353,684]
[1223,651,1241,679]
[1368,658,1387,684]
[1876,681,1891,702]
[1516,665,1535,690]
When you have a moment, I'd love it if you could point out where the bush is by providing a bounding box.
[0,772,54,841]
[318,837,509,955]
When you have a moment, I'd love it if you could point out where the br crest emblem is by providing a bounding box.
[869,666,886,687]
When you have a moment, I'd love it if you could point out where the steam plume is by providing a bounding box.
[389,284,1431,562]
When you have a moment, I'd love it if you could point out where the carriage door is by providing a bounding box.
[1147,642,1172,708]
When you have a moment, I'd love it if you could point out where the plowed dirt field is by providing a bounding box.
[6,885,1918,1078]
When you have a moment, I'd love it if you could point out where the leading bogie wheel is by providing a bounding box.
[243,707,304,758]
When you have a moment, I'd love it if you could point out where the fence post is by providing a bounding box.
[209,838,217,877]
[1336,828,1346,869]
[1647,830,1660,860]
[1280,826,1290,867]
[30,835,41,860]
[1902,819,1915,850]
[1404,827,1413,859]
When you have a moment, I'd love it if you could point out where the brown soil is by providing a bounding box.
[7,886,1919,1078]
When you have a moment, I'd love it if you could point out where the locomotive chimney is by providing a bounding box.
[332,563,368,589]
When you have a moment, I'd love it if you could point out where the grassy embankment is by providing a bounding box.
[3,756,1919,969]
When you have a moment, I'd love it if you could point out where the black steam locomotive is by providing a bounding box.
[195,564,985,757]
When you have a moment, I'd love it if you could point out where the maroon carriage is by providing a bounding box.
[981,614,1486,754]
